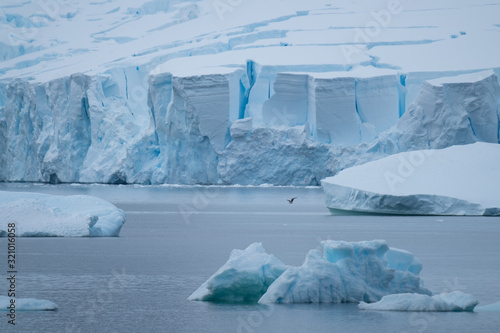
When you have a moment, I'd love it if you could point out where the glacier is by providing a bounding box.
[0,296,58,311]
[322,142,500,216]
[1,0,500,185]
[0,191,125,237]
[189,240,431,304]
[358,291,479,312]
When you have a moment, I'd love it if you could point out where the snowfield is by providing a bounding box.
[0,191,125,237]
[321,142,500,216]
[1,0,500,185]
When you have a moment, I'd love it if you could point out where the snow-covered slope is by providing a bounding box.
[1,0,500,185]
[322,143,500,215]
[0,191,125,236]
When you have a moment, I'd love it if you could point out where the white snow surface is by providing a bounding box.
[322,142,500,216]
[0,296,58,311]
[358,291,479,312]
[190,240,431,304]
[1,1,500,185]
[0,191,125,237]
[188,242,287,302]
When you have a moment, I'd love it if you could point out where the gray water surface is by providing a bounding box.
[0,184,499,332]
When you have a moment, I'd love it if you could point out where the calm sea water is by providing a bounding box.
[0,184,499,333]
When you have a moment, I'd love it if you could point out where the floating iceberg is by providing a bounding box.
[358,291,478,312]
[322,142,500,216]
[190,240,430,304]
[188,243,287,303]
[0,191,125,237]
[0,296,58,311]
[475,301,500,312]
[259,240,430,304]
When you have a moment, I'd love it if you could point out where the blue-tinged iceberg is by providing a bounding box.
[358,291,478,312]
[188,243,287,303]
[259,240,430,304]
[0,191,125,237]
[0,296,58,311]
[190,240,431,304]
[475,301,500,312]
[322,142,500,216]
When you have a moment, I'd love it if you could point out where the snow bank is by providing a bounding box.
[358,291,478,312]
[0,296,58,311]
[322,142,500,216]
[190,240,430,304]
[0,191,125,237]
[259,240,430,304]
[188,243,286,303]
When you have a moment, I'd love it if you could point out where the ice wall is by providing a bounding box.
[1,71,158,184]
[396,71,500,150]
[148,69,249,184]
[0,65,499,185]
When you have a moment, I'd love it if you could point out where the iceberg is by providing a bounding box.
[322,142,500,216]
[190,240,431,304]
[358,291,479,312]
[0,191,125,237]
[475,301,500,312]
[259,240,430,304]
[0,296,58,311]
[188,243,287,303]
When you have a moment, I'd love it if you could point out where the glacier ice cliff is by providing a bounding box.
[1,67,498,185]
[1,0,500,185]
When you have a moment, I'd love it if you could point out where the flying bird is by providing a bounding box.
[287,197,297,204]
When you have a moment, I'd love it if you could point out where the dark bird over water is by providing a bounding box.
[287,197,297,204]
